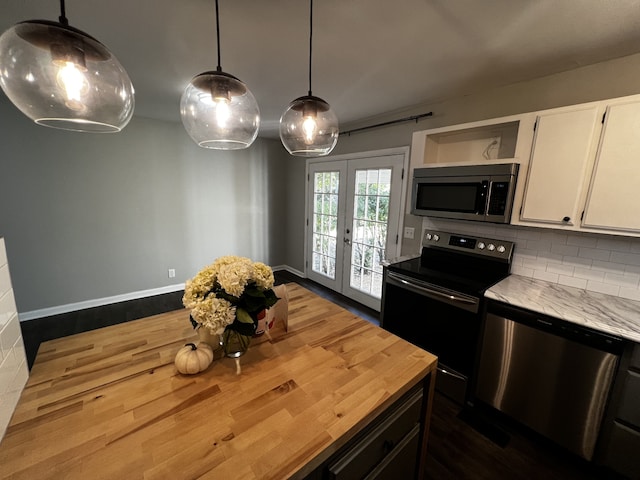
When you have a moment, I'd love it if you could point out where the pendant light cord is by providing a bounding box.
[308,0,313,96]
[215,0,222,72]
[59,0,68,26]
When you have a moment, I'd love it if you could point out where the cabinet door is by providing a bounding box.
[520,107,600,225]
[583,100,640,232]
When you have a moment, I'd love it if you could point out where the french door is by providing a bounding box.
[306,149,407,310]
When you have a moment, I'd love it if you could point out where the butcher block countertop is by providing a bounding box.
[0,283,437,479]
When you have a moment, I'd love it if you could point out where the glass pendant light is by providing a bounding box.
[0,0,134,132]
[280,0,338,157]
[180,0,260,150]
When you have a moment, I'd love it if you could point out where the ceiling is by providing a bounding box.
[2,0,640,138]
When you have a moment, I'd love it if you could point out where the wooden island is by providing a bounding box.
[0,284,437,479]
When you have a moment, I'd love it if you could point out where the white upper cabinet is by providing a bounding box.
[408,93,640,238]
[519,106,601,226]
[512,94,640,237]
[582,99,640,233]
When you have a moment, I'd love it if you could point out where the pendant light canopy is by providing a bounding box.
[280,0,338,157]
[181,0,260,150]
[0,0,134,132]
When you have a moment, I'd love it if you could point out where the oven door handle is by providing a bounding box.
[386,271,479,313]
[437,366,467,382]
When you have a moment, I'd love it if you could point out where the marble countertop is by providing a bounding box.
[485,275,640,344]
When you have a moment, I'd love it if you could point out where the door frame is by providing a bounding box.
[304,146,410,303]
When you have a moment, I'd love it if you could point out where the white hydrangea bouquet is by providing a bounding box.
[182,256,279,361]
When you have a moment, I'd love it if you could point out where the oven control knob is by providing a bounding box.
[477,242,485,250]
[425,233,432,240]
[433,234,440,242]
[497,245,506,253]
[487,243,496,251]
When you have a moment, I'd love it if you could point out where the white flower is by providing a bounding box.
[216,257,253,297]
[183,255,278,338]
[192,297,236,335]
[253,262,274,290]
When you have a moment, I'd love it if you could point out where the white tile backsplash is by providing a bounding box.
[611,251,640,266]
[421,218,640,299]
[604,272,640,288]
[567,235,598,248]
[533,269,560,283]
[573,266,606,282]
[558,275,588,289]
[596,237,631,252]
[546,263,575,276]
[578,247,612,262]
[551,243,580,257]
[586,280,620,296]
[0,238,28,441]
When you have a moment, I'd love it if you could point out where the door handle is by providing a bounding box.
[344,237,351,245]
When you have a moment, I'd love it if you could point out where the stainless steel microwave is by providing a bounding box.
[411,163,519,223]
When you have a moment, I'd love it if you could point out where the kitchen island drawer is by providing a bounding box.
[364,424,421,480]
[328,388,423,480]
[600,421,640,480]
[617,370,640,426]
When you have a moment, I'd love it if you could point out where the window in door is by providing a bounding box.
[350,168,391,298]
[311,171,340,279]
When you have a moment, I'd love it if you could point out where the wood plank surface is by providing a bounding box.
[0,284,437,479]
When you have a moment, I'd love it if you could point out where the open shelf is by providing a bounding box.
[423,121,520,165]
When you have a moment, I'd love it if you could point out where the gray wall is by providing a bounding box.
[0,101,289,314]
[282,52,640,263]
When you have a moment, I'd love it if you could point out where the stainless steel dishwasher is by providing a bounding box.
[475,299,625,460]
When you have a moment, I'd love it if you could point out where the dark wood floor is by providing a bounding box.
[425,392,626,480]
[19,270,628,479]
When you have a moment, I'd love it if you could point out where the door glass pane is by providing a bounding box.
[350,168,392,298]
[312,171,339,279]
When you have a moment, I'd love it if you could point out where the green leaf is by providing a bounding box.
[236,308,254,324]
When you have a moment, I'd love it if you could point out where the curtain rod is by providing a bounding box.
[340,111,433,136]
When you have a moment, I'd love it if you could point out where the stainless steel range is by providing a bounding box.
[381,230,514,404]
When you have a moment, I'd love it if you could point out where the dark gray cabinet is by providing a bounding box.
[598,343,640,479]
[304,379,429,480]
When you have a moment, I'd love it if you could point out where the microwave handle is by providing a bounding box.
[479,180,489,215]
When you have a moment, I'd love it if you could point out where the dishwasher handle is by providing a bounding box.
[486,299,625,355]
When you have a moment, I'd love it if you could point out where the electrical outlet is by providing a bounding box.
[403,227,415,239]
[168,268,176,278]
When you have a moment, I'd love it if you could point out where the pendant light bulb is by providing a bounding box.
[56,61,89,110]
[279,0,338,157]
[301,101,318,144]
[0,1,134,132]
[302,115,318,144]
[180,0,260,150]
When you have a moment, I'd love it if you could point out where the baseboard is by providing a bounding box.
[19,283,186,322]
[19,265,306,322]
[272,265,305,278]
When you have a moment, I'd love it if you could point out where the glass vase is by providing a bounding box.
[197,327,222,353]
[222,329,251,358]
